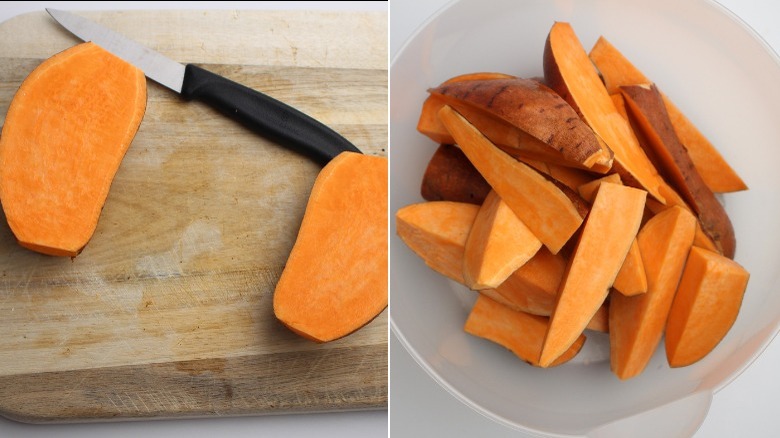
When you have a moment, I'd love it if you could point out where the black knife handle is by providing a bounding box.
[181,64,361,165]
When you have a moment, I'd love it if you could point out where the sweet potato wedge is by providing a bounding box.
[273,152,388,343]
[418,72,516,144]
[466,294,585,367]
[463,190,542,289]
[613,239,648,296]
[421,144,491,205]
[438,105,584,254]
[543,22,666,203]
[589,36,747,193]
[0,42,146,256]
[665,246,749,367]
[431,77,613,171]
[396,201,479,283]
[609,206,697,379]
[576,175,647,296]
[620,83,735,258]
[540,182,646,366]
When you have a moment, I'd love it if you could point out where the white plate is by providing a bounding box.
[390,0,780,436]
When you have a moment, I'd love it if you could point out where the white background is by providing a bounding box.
[390,0,780,437]
[0,2,387,438]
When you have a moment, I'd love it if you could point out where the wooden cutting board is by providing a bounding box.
[0,9,387,422]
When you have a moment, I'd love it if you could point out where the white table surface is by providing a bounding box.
[0,2,387,437]
[389,0,780,437]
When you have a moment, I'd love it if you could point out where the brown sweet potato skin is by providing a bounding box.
[421,144,491,205]
[621,83,735,258]
[430,78,611,169]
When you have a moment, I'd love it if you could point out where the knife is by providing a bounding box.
[46,8,361,165]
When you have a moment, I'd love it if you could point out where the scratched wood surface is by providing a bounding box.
[0,10,387,422]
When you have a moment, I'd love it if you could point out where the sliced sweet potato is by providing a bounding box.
[395,201,479,283]
[421,144,491,205]
[493,247,564,315]
[418,72,517,144]
[620,83,735,258]
[463,190,542,289]
[0,42,147,256]
[646,183,720,254]
[588,302,610,333]
[431,78,613,171]
[609,206,697,380]
[540,182,646,366]
[665,247,749,367]
[273,152,387,343]
[543,22,666,203]
[465,294,585,367]
[577,173,623,203]
[438,105,584,254]
[576,175,647,296]
[589,36,747,193]
[613,239,648,296]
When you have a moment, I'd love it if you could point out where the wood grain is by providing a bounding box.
[0,10,387,422]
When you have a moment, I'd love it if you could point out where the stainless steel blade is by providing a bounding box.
[46,9,186,93]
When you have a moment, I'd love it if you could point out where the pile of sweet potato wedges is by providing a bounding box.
[396,22,749,379]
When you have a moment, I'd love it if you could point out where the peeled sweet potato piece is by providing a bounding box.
[577,173,623,203]
[610,206,696,379]
[420,144,491,205]
[463,190,542,289]
[418,72,516,144]
[0,42,147,256]
[540,182,646,366]
[273,152,388,343]
[543,22,666,203]
[613,239,648,296]
[620,83,735,258]
[395,201,479,283]
[465,294,585,367]
[431,78,613,171]
[665,247,749,367]
[576,175,647,296]
[589,36,747,193]
[438,105,584,254]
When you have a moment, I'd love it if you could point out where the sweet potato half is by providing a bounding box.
[0,42,147,256]
[274,152,388,343]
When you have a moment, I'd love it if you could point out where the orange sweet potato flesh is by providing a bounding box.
[665,246,749,367]
[543,22,666,203]
[589,36,747,193]
[610,206,696,380]
[396,201,479,283]
[396,202,606,330]
[613,239,648,296]
[620,83,736,258]
[438,105,583,254]
[463,190,542,289]
[431,78,613,171]
[418,72,516,144]
[540,182,646,366]
[465,294,585,367]
[576,175,647,296]
[421,144,491,205]
[0,42,146,256]
[273,152,388,343]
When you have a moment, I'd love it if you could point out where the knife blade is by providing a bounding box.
[46,8,361,165]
